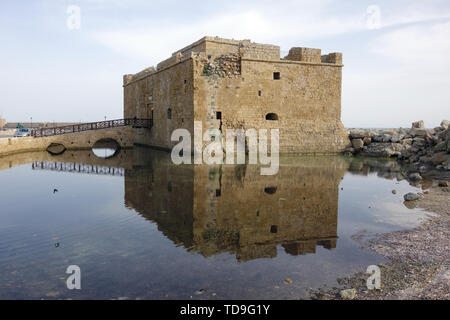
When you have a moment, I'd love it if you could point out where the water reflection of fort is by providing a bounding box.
[125,149,348,262]
[1,147,355,262]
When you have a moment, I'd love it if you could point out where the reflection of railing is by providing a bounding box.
[32,161,125,177]
[31,118,153,137]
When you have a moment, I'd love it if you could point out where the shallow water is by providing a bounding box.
[0,147,431,299]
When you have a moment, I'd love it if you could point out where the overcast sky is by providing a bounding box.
[0,0,449,128]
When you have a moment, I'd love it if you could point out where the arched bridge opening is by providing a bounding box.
[92,138,121,159]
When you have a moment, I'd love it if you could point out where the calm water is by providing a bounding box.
[0,147,431,299]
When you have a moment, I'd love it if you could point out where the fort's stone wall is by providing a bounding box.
[124,56,195,150]
[123,36,349,153]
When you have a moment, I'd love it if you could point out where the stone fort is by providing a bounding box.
[123,36,349,153]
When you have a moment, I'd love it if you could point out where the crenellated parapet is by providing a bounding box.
[284,47,342,65]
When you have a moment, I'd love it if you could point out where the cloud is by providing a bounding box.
[343,21,450,128]
[90,1,450,67]
[369,21,450,65]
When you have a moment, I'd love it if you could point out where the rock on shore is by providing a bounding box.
[345,120,450,173]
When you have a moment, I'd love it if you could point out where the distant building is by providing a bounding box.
[123,36,349,153]
[0,118,5,129]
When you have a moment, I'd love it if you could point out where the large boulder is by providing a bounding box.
[410,128,428,137]
[360,143,405,157]
[409,172,422,181]
[412,120,425,129]
[402,138,413,145]
[349,129,367,139]
[441,120,450,130]
[391,133,404,143]
[404,192,419,201]
[430,152,449,165]
[351,138,364,149]
[363,137,372,145]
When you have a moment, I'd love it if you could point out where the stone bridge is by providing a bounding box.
[0,126,134,157]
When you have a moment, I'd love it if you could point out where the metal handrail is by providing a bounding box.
[31,118,153,137]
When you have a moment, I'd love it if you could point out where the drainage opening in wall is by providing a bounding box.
[265,113,279,120]
[264,186,277,194]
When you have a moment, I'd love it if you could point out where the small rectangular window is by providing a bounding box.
[167,108,172,119]
[258,90,262,96]
[216,111,222,120]
[273,72,280,80]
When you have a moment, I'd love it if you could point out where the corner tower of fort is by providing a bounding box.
[123,36,349,153]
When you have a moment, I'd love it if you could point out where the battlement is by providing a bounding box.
[123,66,156,86]
[124,37,342,86]
[172,36,280,60]
[284,47,342,65]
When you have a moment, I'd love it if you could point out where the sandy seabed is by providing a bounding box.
[310,184,450,300]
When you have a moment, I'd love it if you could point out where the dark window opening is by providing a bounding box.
[264,186,277,194]
[216,189,221,197]
[273,72,280,80]
[184,79,187,84]
[258,90,262,96]
[207,54,212,59]
[270,225,278,233]
[167,108,172,119]
[265,113,279,120]
[216,111,222,120]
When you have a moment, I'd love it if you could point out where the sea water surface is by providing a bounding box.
[0,146,431,299]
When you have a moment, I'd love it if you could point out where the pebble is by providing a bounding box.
[284,277,293,284]
[404,192,419,201]
[340,288,356,299]
[438,181,449,187]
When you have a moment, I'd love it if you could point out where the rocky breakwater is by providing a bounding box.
[345,120,450,177]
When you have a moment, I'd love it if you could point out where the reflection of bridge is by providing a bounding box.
[31,118,153,137]
[32,161,125,177]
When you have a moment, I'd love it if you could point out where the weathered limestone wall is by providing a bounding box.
[123,56,195,150]
[0,127,133,156]
[194,54,349,153]
[123,36,349,153]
